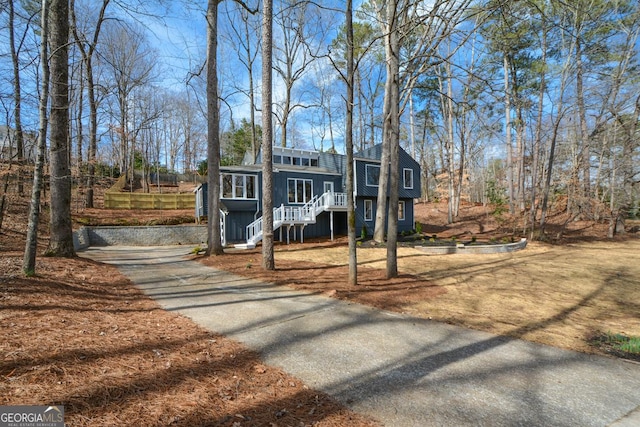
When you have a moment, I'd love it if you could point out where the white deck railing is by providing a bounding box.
[245,192,347,244]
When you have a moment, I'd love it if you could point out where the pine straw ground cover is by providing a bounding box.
[0,191,378,427]
[0,254,379,427]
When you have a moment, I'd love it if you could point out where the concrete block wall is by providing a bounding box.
[73,225,208,250]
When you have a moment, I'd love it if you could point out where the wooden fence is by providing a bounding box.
[104,192,195,210]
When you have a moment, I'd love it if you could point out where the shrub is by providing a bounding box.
[415,222,423,234]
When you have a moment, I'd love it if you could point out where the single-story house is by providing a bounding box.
[195,143,421,248]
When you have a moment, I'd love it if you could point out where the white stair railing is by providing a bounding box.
[246,205,286,244]
[243,192,348,246]
[220,210,227,247]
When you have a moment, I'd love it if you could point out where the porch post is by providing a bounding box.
[330,210,334,241]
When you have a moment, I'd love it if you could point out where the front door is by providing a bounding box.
[323,181,334,194]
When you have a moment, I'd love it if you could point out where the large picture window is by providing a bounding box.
[221,173,256,199]
[403,168,414,189]
[288,178,313,204]
[366,164,380,187]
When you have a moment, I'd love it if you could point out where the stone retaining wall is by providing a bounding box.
[413,238,527,255]
[73,225,207,250]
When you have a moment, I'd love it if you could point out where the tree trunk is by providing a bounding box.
[575,36,591,200]
[71,0,110,209]
[504,54,514,214]
[206,0,223,256]
[243,15,258,163]
[0,165,12,231]
[24,0,51,275]
[261,0,275,270]
[530,19,547,238]
[373,1,396,244]
[384,0,400,279]
[345,0,357,286]
[46,0,75,257]
[515,108,525,212]
[540,115,562,234]
[445,63,455,224]
[9,0,24,196]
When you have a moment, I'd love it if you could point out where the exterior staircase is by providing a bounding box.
[235,191,347,249]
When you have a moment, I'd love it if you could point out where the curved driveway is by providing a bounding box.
[81,245,640,427]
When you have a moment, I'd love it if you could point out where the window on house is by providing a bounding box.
[398,200,405,221]
[403,168,414,189]
[220,173,257,199]
[246,175,255,198]
[293,157,301,166]
[288,178,313,204]
[234,175,244,197]
[273,155,282,164]
[282,155,292,165]
[366,164,380,186]
[222,174,233,198]
[310,158,318,167]
[364,199,373,221]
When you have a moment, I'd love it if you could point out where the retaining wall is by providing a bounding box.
[413,238,527,255]
[74,225,207,250]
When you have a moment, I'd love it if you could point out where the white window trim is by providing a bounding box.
[398,200,406,221]
[288,178,313,204]
[220,173,257,200]
[364,199,373,221]
[403,168,414,189]
[366,164,380,187]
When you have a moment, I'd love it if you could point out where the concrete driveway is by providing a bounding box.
[81,245,640,427]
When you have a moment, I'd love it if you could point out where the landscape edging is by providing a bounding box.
[413,238,528,254]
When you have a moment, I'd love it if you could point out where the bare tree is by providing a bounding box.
[70,0,110,208]
[101,21,154,180]
[46,0,75,257]
[371,0,395,244]
[262,0,275,270]
[272,0,321,148]
[206,0,223,256]
[8,0,25,195]
[381,0,401,278]
[346,0,357,285]
[223,2,261,162]
[23,0,50,275]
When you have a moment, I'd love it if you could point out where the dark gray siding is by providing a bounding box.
[226,211,258,242]
[354,146,421,199]
[273,170,342,206]
[355,196,415,237]
[199,182,261,243]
